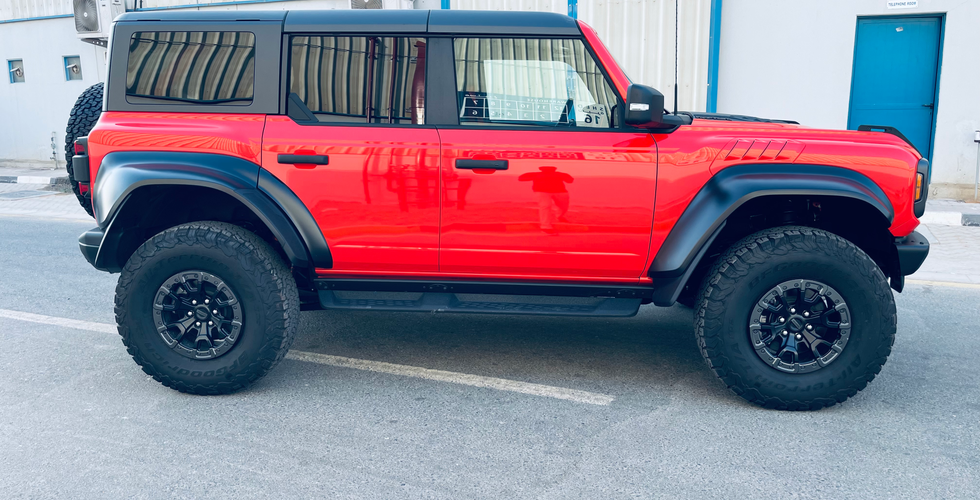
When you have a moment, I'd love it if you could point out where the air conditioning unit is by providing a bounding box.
[73,0,125,47]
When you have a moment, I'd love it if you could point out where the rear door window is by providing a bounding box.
[453,38,620,129]
[126,31,255,105]
[289,36,426,125]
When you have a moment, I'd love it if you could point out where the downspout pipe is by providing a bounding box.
[706,0,722,113]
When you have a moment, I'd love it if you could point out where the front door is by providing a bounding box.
[438,37,657,280]
[262,35,440,273]
[847,16,942,159]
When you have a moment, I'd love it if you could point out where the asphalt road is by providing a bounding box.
[1,214,978,499]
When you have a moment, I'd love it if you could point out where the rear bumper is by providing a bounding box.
[896,230,930,276]
[78,227,104,269]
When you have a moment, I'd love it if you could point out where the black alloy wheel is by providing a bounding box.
[749,279,851,374]
[153,271,244,360]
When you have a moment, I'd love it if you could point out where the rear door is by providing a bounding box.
[436,37,658,280]
[262,35,441,273]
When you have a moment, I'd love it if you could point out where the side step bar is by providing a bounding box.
[317,291,642,317]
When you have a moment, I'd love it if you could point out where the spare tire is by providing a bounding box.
[64,82,103,217]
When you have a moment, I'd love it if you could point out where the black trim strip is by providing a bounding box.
[315,279,654,299]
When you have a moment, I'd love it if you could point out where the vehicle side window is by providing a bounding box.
[453,38,620,129]
[289,36,426,125]
[126,32,255,105]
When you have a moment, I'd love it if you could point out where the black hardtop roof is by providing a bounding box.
[116,9,581,36]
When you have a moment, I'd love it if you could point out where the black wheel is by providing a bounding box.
[694,226,896,410]
[64,82,103,217]
[115,221,300,394]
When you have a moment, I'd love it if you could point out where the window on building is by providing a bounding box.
[289,36,426,125]
[8,59,25,83]
[64,56,83,81]
[126,31,255,104]
[453,38,620,129]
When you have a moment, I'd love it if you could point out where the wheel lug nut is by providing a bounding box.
[204,299,209,304]
[187,311,193,316]
[192,300,197,305]
[195,322,201,326]
[803,311,810,317]
[778,317,785,323]
[806,324,814,331]
[795,334,802,340]
[790,308,796,314]
[213,309,218,315]
[781,330,788,336]
[208,321,213,326]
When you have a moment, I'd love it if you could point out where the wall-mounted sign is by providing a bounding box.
[887,1,918,8]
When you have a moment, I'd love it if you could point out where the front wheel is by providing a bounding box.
[695,226,896,410]
[114,221,300,394]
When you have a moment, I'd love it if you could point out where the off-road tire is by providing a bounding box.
[115,221,300,395]
[64,82,103,217]
[695,226,896,410]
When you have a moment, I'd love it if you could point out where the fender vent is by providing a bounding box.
[710,139,804,173]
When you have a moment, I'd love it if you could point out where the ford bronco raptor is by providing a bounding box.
[67,10,929,410]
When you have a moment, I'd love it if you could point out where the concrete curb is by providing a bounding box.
[0,175,69,186]
[919,211,980,227]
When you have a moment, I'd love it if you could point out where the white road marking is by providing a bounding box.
[906,279,980,289]
[0,308,615,406]
[0,308,116,334]
[285,351,615,406]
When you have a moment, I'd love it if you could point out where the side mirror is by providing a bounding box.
[625,84,665,127]
[624,83,692,129]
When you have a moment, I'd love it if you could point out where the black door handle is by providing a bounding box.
[278,154,329,165]
[922,103,934,109]
[455,159,508,170]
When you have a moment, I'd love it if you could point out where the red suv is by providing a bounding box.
[65,10,929,410]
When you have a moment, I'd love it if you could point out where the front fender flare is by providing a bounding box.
[648,164,894,306]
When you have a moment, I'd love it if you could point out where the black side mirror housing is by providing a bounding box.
[625,84,665,127]
[624,83,692,130]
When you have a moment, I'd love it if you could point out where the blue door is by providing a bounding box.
[847,16,942,159]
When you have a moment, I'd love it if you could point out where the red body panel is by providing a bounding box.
[641,120,920,275]
[438,129,657,279]
[262,116,442,273]
[87,112,266,178]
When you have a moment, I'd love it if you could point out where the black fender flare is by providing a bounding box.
[91,151,332,273]
[647,164,894,306]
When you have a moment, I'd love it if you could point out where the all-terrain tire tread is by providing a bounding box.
[64,82,103,217]
[114,221,300,395]
[694,226,896,410]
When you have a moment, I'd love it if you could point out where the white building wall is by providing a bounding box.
[0,16,106,167]
[452,0,712,112]
[718,0,980,198]
[0,0,73,21]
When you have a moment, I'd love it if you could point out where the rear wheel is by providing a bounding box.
[114,221,300,394]
[694,226,896,410]
[64,82,103,217]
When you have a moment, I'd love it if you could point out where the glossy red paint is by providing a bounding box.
[262,116,442,273]
[579,21,631,99]
[641,119,921,275]
[438,129,657,279]
[86,112,266,183]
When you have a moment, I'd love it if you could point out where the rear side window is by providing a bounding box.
[454,38,620,129]
[289,36,426,125]
[126,31,255,105]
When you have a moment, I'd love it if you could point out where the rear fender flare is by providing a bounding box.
[92,151,332,273]
[648,164,894,306]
